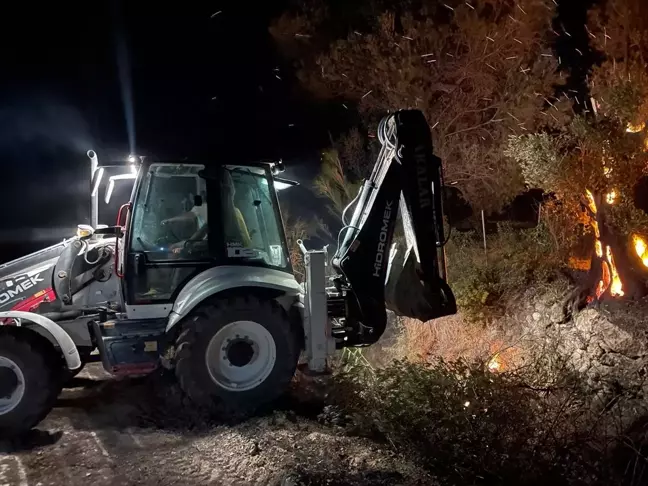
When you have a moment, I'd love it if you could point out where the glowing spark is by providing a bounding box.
[514,38,523,44]
[210,10,222,18]
[443,3,455,11]
[464,401,471,407]
[488,356,501,371]
[421,53,435,57]
[486,63,496,70]
[361,90,372,99]
[517,4,527,14]
[465,2,475,9]
[606,190,617,204]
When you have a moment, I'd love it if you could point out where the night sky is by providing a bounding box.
[0,0,594,263]
[0,1,333,262]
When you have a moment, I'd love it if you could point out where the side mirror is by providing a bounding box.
[194,195,203,207]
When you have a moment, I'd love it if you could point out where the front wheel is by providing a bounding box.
[175,295,300,416]
[0,329,62,437]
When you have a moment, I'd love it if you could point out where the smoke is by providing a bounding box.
[0,98,93,154]
[0,227,77,243]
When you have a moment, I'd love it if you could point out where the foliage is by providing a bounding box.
[272,0,566,212]
[444,222,563,321]
[313,148,362,217]
[281,203,309,282]
[330,355,631,486]
[505,0,648,244]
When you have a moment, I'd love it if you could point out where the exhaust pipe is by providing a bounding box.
[87,150,99,228]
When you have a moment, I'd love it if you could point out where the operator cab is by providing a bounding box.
[121,162,294,305]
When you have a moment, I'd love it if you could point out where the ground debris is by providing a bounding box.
[6,364,432,486]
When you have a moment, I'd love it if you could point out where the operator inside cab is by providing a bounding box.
[166,168,252,253]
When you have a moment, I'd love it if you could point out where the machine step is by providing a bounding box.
[92,318,167,377]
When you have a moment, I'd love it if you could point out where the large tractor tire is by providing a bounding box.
[175,295,300,416]
[0,328,62,438]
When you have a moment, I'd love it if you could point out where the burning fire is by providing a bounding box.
[586,189,597,214]
[586,189,625,300]
[487,355,502,371]
[626,122,646,133]
[595,261,611,299]
[607,246,624,297]
[633,234,648,268]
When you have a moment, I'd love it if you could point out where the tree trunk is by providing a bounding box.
[562,191,648,320]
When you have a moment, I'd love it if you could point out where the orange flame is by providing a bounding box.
[627,122,646,133]
[595,240,603,258]
[596,261,611,299]
[586,190,597,214]
[607,246,625,297]
[633,234,648,268]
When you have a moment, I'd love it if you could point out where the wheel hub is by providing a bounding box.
[0,356,25,416]
[226,338,255,367]
[205,320,277,391]
[0,367,18,398]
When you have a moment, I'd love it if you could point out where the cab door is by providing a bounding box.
[121,163,217,316]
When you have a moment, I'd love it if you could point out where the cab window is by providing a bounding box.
[130,164,208,261]
[222,165,289,269]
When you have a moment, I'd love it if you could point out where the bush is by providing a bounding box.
[446,223,564,321]
[330,356,633,486]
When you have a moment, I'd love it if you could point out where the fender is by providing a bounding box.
[0,311,82,370]
[167,265,303,332]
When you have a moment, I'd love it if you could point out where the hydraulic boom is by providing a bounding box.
[329,110,457,346]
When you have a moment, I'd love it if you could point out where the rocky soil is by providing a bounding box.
[0,364,433,486]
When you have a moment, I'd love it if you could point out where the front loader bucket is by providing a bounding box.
[384,243,457,322]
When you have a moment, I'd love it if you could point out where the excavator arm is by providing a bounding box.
[328,110,457,346]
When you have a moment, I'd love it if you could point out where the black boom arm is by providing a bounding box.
[330,110,457,346]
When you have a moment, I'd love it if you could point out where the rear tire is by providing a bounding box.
[175,295,300,416]
[0,329,62,438]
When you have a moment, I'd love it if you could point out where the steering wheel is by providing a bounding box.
[160,220,182,243]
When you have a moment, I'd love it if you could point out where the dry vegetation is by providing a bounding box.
[273,0,648,483]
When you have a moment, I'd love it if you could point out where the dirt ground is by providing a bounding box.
[0,364,433,486]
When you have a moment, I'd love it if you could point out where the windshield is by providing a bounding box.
[130,163,207,259]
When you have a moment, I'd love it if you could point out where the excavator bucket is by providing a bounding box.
[384,239,456,322]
